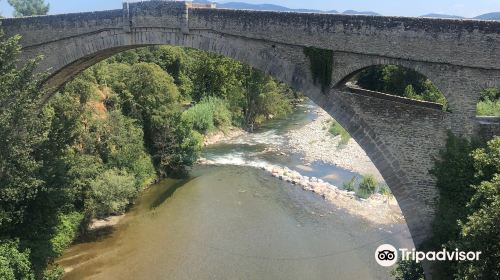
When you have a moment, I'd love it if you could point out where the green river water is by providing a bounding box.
[57,102,413,280]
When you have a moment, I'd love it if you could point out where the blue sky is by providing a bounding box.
[1,0,499,18]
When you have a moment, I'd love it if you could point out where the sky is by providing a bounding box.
[0,0,499,18]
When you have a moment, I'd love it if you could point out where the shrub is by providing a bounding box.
[358,175,377,199]
[151,111,203,178]
[477,88,500,116]
[183,97,231,134]
[0,240,35,280]
[43,266,64,280]
[87,169,138,218]
[50,212,84,256]
[477,100,500,116]
[329,121,350,146]
[378,184,392,196]
[342,176,357,192]
[391,260,424,280]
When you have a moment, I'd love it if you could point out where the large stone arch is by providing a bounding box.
[31,28,442,248]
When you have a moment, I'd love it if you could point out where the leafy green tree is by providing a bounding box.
[121,62,179,122]
[426,135,499,279]
[110,46,194,99]
[355,65,446,105]
[453,175,499,279]
[257,79,293,122]
[391,260,424,280]
[7,0,49,17]
[150,110,202,177]
[87,169,137,218]
[93,111,156,188]
[451,137,500,279]
[0,240,35,280]
[189,50,243,102]
[0,30,49,235]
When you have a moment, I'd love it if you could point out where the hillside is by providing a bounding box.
[420,13,464,19]
[216,2,337,13]
[343,10,380,16]
[475,12,500,20]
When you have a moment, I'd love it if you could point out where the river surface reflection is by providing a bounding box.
[58,166,412,280]
[57,102,413,279]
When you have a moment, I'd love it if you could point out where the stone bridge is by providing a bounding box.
[1,1,500,250]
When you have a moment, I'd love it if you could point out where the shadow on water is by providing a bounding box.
[148,176,199,210]
[76,226,116,244]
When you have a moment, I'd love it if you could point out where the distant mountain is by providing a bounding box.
[216,2,337,13]
[420,13,464,19]
[195,1,378,16]
[475,12,500,20]
[197,1,499,20]
[342,10,380,16]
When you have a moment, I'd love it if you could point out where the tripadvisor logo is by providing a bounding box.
[375,244,398,267]
[375,244,482,267]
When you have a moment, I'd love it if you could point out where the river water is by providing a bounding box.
[57,102,413,279]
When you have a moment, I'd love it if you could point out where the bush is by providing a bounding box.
[477,88,500,116]
[342,176,357,192]
[426,134,498,279]
[378,184,392,196]
[329,120,350,146]
[43,266,64,280]
[391,260,424,280]
[0,240,35,280]
[358,175,377,199]
[87,169,138,218]
[183,97,232,134]
[50,212,84,256]
[477,100,500,116]
[151,111,203,178]
[451,138,500,279]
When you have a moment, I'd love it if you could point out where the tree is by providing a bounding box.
[7,0,49,17]
[120,62,179,122]
[0,30,49,235]
[453,175,500,279]
[355,65,446,105]
[189,50,243,102]
[452,137,500,279]
[87,169,137,218]
[110,46,194,99]
[0,240,35,280]
[391,260,424,280]
[150,110,202,177]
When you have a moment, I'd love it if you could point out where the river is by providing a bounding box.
[57,102,413,279]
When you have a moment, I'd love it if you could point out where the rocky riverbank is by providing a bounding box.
[198,157,403,225]
[203,127,246,146]
[198,103,404,225]
[286,107,384,181]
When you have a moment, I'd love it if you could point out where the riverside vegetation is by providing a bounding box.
[0,4,298,277]
[1,1,499,279]
[0,40,299,279]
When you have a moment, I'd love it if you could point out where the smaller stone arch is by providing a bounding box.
[334,63,447,111]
